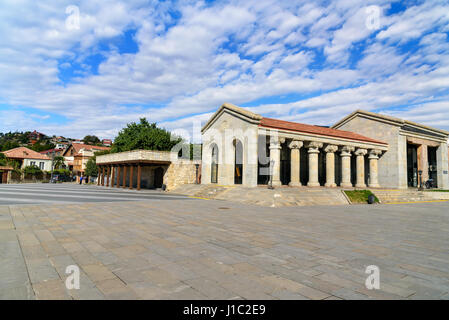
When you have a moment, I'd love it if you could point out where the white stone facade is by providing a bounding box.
[333,110,449,189]
[201,103,390,189]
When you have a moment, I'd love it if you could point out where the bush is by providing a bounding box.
[23,165,43,180]
[52,168,71,176]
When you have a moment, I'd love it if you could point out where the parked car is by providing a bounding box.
[51,174,72,183]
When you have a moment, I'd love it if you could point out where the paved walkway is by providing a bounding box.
[1,197,448,299]
[0,184,190,205]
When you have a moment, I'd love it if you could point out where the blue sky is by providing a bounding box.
[0,0,448,140]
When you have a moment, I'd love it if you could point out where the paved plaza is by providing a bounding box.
[0,184,448,300]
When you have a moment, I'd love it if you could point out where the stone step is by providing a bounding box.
[370,189,437,203]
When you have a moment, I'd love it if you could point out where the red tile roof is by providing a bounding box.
[260,117,387,145]
[2,147,51,160]
[71,143,110,153]
[39,148,64,154]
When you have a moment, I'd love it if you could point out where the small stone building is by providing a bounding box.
[96,150,201,191]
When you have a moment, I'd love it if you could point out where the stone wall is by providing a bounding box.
[335,116,404,188]
[164,160,201,191]
[202,110,259,187]
[97,149,176,164]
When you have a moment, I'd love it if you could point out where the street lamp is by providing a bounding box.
[418,170,423,191]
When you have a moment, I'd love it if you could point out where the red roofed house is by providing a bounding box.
[63,143,110,176]
[28,130,46,145]
[200,103,449,189]
[2,147,52,171]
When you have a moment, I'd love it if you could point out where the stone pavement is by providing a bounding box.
[1,199,449,300]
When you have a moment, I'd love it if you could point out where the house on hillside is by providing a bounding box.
[28,130,46,144]
[102,139,112,146]
[2,147,52,171]
[63,143,110,177]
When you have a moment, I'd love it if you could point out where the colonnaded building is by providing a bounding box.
[201,103,449,190]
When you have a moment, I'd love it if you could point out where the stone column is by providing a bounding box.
[324,145,338,187]
[355,148,368,188]
[340,146,354,188]
[288,140,303,186]
[436,142,449,189]
[368,149,382,188]
[97,166,101,185]
[307,141,323,187]
[269,137,284,186]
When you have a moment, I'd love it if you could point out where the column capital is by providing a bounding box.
[368,149,382,159]
[324,144,338,153]
[269,136,284,149]
[306,141,323,153]
[340,146,354,156]
[288,140,303,149]
[355,148,368,156]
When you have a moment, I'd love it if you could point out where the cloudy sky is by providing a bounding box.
[0,0,448,140]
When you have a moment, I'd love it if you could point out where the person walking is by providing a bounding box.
[79,176,83,185]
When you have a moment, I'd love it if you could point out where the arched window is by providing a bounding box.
[234,139,243,184]
[211,144,218,183]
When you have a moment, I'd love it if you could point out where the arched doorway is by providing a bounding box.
[234,139,243,184]
[154,167,164,188]
[211,144,219,183]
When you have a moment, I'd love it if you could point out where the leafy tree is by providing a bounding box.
[0,153,6,166]
[85,158,98,177]
[85,149,111,177]
[111,118,182,153]
[94,150,111,157]
[82,135,101,145]
[1,140,20,151]
[30,142,55,152]
[52,168,71,176]
[53,156,65,169]
[0,153,20,168]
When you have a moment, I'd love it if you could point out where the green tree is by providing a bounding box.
[82,135,101,145]
[0,153,7,166]
[85,158,98,177]
[111,118,182,153]
[84,149,110,178]
[53,156,65,169]
[30,142,55,152]
[1,140,19,151]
